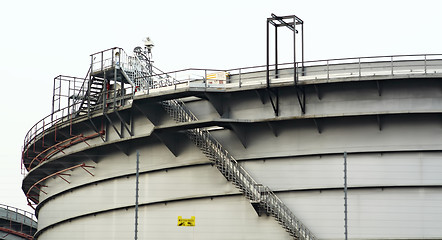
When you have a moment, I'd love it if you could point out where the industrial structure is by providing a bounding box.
[0,204,37,240]
[21,14,442,239]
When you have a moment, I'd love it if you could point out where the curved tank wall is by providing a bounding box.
[0,204,37,240]
[21,55,442,240]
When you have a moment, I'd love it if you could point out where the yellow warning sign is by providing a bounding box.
[178,216,195,226]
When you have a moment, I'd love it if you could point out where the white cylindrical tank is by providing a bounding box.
[22,52,442,240]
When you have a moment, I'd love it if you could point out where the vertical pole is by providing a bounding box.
[101,51,104,72]
[344,152,348,240]
[239,68,242,88]
[327,60,330,80]
[204,69,207,89]
[134,150,140,240]
[391,56,394,76]
[67,77,71,117]
[301,22,305,76]
[114,65,118,109]
[51,77,56,122]
[301,22,304,73]
[266,19,270,89]
[293,17,297,84]
[275,25,278,79]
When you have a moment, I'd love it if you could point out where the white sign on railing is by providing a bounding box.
[206,71,228,84]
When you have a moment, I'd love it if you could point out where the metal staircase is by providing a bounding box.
[161,99,317,240]
[78,76,105,115]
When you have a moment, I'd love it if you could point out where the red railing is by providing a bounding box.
[26,131,104,171]
[26,163,95,209]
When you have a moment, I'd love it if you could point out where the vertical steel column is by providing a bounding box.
[391,56,394,76]
[51,77,56,122]
[100,51,104,72]
[67,77,71,117]
[113,62,118,109]
[301,23,305,76]
[87,73,92,116]
[293,16,297,84]
[266,19,270,88]
[134,150,140,240]
[204,69,207,89]
[275,25,278,79]
[344,152,348,240]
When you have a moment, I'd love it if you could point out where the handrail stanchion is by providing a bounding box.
[100,51,104,72]
[391,56,394,76]
[327,60,330,80]
[204,70,207,89]
[239,68,242,88]
[425,55,427,74]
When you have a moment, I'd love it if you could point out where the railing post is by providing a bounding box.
[204,70,207,89]
[424,55,427,74]
[239,68,242,88]
[111,48,115,67]
[327,60,330,80]
[391,56,394,76]
[91,53,94,75]
[358,58,361,78]
[100,51,104,72]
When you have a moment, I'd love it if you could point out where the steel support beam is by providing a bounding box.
[295,86,306,114]
[314,84,322,100]
[255,90,267,104]
[313,118,322,134]
[376,115,382,131]
[115,110,133,137]
[266,121,278,137]
[104,112,122,138]
[229,123,247,148]
[153,131,181,157]
[205,93,225,117]
[376,80,382,96]
[267,88,279,116]
[133,102,163,126]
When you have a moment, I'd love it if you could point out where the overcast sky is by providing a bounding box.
[1,0,442,213]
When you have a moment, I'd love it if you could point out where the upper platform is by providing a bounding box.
[21,51,442,175]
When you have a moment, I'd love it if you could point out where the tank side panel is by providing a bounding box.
[37,196,291,240]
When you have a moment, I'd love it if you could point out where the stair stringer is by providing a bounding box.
[161,99,317,240]
[75,76,105,117]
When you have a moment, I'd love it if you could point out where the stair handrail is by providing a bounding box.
[162,98,316,239]
[70,66,92,115]
[130,54,152,90]
[119,67,136,89]
[131,53,183,90]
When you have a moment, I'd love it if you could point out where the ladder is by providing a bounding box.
[162,99,317,240]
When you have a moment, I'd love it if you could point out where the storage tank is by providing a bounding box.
[21,33,442,240]
[0,204,37,240]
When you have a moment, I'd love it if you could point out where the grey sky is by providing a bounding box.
[1,0,442,213]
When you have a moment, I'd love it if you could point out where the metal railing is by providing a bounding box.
[131,54,442,93]
[22,84,133,173]
[0,204,37,229]
[161,99,316,240]
[22,53,442,174]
